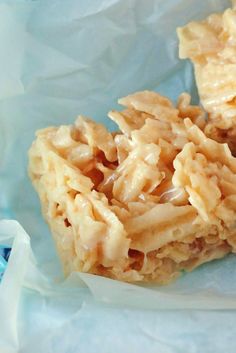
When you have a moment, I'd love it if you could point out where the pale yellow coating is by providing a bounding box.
[28,91,236,283]
[178,1,236,155]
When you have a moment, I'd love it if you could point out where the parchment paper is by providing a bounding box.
[0,0,234,352]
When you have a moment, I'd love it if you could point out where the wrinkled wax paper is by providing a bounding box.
[1,0,236,352]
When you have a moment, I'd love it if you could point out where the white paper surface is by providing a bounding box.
[0,0,235,352]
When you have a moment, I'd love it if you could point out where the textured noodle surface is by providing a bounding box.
[29,91,236,283]
[178,1,236,155]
